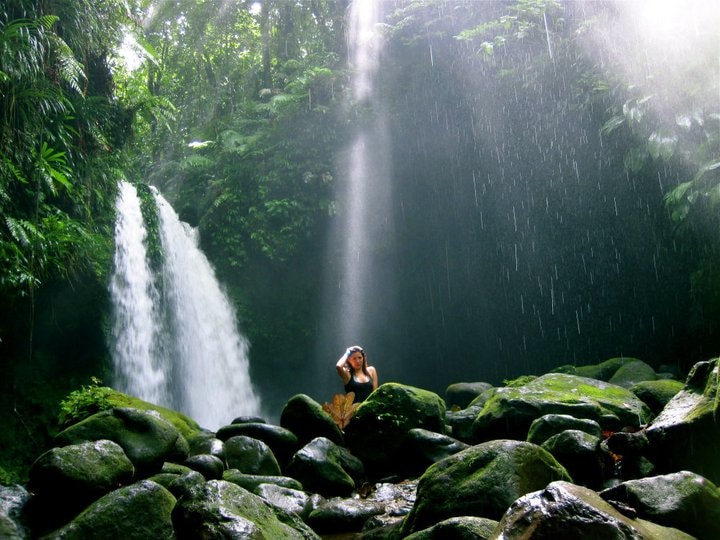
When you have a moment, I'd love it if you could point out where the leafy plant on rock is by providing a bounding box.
[58,376,113,428]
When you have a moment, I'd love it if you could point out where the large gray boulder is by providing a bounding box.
[285,437,364,497]
[171,479,318,539]
[400,439,571,535]
[280,394,344,446]
[444,382,493,409]
[494,480,694,539]
[643,359,720,484]
[344,383,446,479]
[54,407,188,474]
[224,435,281,476]
[600,471,720,540]
[41,480,176,539]
[471,373,652,441]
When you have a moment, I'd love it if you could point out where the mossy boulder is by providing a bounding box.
[224,435,281,476]
[171,479,318,539]
[222,470,303,492]
[541,430,608,489]
[402,428,469,477]
[183,453,225,480]
[600,471,720,540]
[41,480,176,539]
[471,373,652,442]
[404,516,499,540]
[631,379,685,415]
[254,484,315,521]
[552,357,641,381]
[285,437,364,497]
[344,383,446,479]
[526,413,602,445]
[65,388,202,441]
[216,422,298,468]
[644,359,720,484]
[494,480,694,539]
[306,498,385,535]
[280,394,344,446]
[54,407,189,475]
[29,439,134,508]
[399,439,571,535]
[609,359,658,388]
[149,469,205,499]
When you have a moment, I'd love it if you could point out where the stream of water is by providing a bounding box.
[110,181,261,429]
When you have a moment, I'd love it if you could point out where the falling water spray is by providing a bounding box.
[110,181,167,405]
[327,0,394,349]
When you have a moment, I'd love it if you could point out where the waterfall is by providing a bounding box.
[110,181,167,406]
[110,181,261,430]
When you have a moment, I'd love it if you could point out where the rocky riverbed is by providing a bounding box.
[1,356,719,538]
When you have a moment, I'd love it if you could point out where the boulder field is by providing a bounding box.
[1,357,719,539]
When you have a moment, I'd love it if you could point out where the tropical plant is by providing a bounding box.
[57,376,114,428]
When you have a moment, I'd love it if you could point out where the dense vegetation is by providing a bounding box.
[1,0,718,482]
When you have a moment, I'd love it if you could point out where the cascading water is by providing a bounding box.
[153,189,261,428]
[110,181,261,429]
[110,181,167,406]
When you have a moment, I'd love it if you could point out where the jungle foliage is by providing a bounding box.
[0,0,718,482]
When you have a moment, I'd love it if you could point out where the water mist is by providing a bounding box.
[320,0,394,363]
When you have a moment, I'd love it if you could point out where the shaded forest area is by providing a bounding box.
[1,0,719,481]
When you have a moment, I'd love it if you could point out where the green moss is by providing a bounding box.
[58,379,201,440]
[104,393,201,440]
[503,375,537,387]
[135,183,164,273]
[0,465,18,485]
[58,376,114,428]
[571,357,641,381]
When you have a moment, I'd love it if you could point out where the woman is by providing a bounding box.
[335,345,378,402]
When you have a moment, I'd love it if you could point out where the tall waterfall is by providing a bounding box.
[110,181,261,429]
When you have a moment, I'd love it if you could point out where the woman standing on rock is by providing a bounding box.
[335,345,378,402]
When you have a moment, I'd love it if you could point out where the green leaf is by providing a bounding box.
[601,115,625,136]
[647,130,678,161]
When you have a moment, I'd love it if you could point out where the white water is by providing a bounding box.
[110,181,167,405]
[110,181,261,430]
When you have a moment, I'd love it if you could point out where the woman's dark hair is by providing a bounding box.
[347,345,370,377]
